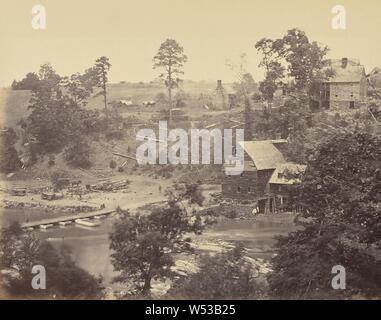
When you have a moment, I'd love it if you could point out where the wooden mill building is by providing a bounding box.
[222,139,305,214]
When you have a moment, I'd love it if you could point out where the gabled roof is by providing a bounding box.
[326,59,365,83]
[238,140,285,171]
[269,162,307,185]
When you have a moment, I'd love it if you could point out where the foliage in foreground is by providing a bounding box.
[0,222,103,299]
[169,243,262,299]
[268,132,381,298]
[0,127,21,173]
[110,185,207,295]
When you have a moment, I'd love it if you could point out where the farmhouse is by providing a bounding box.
[222,140,305,214]
[320,57,367,109]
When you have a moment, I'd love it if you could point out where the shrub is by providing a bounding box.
[109,160,117,169]
[50,170,71,190]
[0,128,21,173]
[48,155,55,166]
[155,92,168,104]
[169,243,261,299]
[64,139,92,169]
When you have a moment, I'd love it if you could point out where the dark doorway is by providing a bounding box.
[258,199,266,214]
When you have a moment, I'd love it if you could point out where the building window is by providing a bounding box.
[237,186,241,193]
[350,101,355,108]
[248,187,251,193]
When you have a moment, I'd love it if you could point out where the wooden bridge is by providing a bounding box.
[21,208,115,230]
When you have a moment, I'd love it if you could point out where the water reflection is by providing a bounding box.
[1,208,298,286]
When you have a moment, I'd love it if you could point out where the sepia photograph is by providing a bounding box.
[0,0,380,307]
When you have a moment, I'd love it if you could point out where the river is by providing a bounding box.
[0,208,298,286]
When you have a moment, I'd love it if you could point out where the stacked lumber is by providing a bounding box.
[90,179,130,192]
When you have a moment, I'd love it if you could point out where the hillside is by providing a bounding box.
[0,81,240,183]
[0,80,235,121]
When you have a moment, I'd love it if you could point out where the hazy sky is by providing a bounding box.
[0,0,380,86]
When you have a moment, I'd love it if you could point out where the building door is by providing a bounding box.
[258,199,266,214]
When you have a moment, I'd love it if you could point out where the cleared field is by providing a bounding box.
[0,80,236,126]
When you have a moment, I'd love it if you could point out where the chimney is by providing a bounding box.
[341,57,348,68]
[217,80,222,89]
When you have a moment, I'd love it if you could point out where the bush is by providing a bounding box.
[155,92,168,104]
[0,226,103,299]
[50,170,71,190]
[169,244,261,299]
[252,92,262,102]
[64,139,92,169]
[0,128,21,173]
[109,160,117,169]
[48,155,55,166]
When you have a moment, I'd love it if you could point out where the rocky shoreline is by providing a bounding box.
[1,199,100,214]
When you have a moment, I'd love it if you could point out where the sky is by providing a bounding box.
[0,0,380,86]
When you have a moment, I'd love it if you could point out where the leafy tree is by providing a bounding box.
[62,72,94,107]
[11,72,40,91]
[0,222,103,299]
[0,222,24,269]
[255,96,312,140]
[255,28,330,100]
[258,61,285,103]
[110,197,205,295]
[153,39,188,123]
[233,73,258,102]
[169,243,261,299]
[22,62,102,159]
[268,132,381,298]
[25,64,68,153]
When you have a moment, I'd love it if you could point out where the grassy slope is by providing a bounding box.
[0,82,236,182]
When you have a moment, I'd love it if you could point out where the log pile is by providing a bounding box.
[90,179,130,192]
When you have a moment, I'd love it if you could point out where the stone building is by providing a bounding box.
[320,57,367,109]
